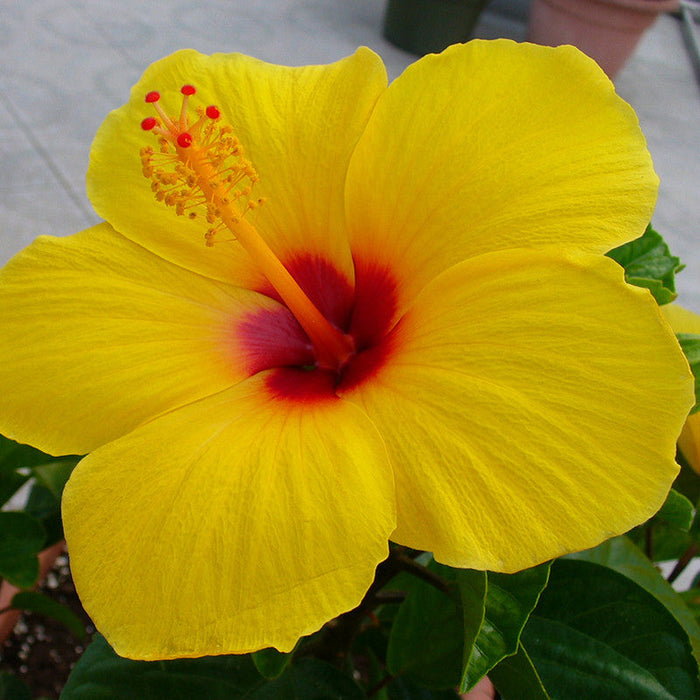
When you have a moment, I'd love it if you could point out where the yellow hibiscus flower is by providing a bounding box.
[0,41,693,660]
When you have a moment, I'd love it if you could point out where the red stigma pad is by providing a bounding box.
[177,132,193,148]
[206,105,221,120]
[145,91,160,103]
[181,85,196,96]
[141,117,157,131]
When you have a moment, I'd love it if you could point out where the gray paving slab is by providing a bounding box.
[1,0,698,313]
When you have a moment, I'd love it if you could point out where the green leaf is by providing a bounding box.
[0,511,45,588]
[23,481,64,547]
[62,635,263,699]
[678,334,700,415]
[250,658,364,699]
[387,562,463,689]
[9,591,85,639]
[386,676,461,699]
[456,569,487,686]
[681,588,700,624]
[0,672,31,700]
[252,647,292,680]
[607,224,683,305]
[31,459,77,499]
[62,635,364,700]
[655,489,695,531]
[458,562,550,692]
[567,535,700,663]
[522,559,700,700]
[0,469,29,509]
[489,643,550,700]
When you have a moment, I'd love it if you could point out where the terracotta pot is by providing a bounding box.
[526,0,680,77]
[383,0,491,55]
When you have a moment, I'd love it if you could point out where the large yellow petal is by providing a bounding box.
[341,250,692,572]
[0,223,292,456]
[661,304,700,473]
[346,40,658,313]
[62,373,395,659]
[88,48,387,288]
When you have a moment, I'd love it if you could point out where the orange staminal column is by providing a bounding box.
[140,86,355,371]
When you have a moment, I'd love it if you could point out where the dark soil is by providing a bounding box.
[0,554,95,699]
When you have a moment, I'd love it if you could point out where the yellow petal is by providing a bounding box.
[346,40,658,314]
[88,48,387,288]
[678,417,700,475]
[661,303,700,335]
[0,223,293,455]
[341,250,692,572]
[62,373,395,659]
[661,304,700,473]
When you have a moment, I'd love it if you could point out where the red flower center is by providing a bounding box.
[239,253,399,403]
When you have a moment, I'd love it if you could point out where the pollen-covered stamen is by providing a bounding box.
[139,85,355,371]
[140,87,260,235]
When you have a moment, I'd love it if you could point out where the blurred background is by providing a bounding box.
[1,0,698,308]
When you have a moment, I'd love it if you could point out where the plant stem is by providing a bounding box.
[393,553,451,596]
[645,524,654,560]
[667,541,700,584]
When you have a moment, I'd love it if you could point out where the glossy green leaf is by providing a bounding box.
[0,672,31,700]
[251,659,364,699]
[0,511,45,588]
[523,559,700,700]
[678,334,700,415]
[23,481,64,547]
[387,562,463,689]
[457,568,487,687]
[607,224,683,305]
[0,469,28,509]
[62,635,364,700]
[386,676,461,699]
[459,562,550,692]
[489,643,550,700]
[31,459,78,499]
[252,647,292,680]
[567,535,700,662]
[681,589,700,625]
[10,591,85,639]
[655,489,695,531]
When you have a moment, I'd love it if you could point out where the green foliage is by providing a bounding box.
[0,434,78,547]
[252,647,293,679]
[655,489,696,532]
[489,644,550,700]
[458,563,550,692]
[386,562,463,690]
[607,223,683,304]
[522,559,700,700]
[385,677,461,699]
[568,535,700,661]
[0,511,45,588]
[61,635,364,700]
[677,334,700,415]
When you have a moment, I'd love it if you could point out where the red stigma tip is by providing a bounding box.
[145,91,160,103]
[141,116,157,130]
[206,105,220,120]
[177,132,193,148]
[181,85,196,96]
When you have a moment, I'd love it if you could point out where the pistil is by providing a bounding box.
[140,86,355,371]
